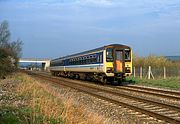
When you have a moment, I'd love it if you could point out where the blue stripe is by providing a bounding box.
[51,52,104,67]
[65,64,103,68]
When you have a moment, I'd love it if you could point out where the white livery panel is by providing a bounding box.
[50,64,104,73]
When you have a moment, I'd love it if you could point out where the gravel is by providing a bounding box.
[0,78,28,108]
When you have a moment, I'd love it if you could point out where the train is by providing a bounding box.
[49,44,132,84]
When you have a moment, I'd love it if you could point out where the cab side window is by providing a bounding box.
[106,48,113,62]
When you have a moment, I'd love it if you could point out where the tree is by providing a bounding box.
[9,38,23,67]
[0,48,14,78]
[10,38,23,58]
[0,20,23,78]
[0,20,11,48]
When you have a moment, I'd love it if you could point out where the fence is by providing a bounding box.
[132,66,180,79]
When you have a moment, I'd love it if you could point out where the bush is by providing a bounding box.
[0,48,16,78]
[0,20,22,79]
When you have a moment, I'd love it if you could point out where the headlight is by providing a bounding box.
[125,67,131,73]
[107,67,114,73]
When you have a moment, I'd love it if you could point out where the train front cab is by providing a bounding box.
[105,45,132,83]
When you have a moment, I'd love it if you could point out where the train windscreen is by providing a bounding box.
[125,49,131,61]
[106,48,113,62]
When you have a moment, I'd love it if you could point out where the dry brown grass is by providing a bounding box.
[36,78,105,124]
[15,73,64,123]
[15,73,105,124]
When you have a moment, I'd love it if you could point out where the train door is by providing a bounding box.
[115,50,123,73]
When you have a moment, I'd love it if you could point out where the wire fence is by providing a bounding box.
[132,66,180,79]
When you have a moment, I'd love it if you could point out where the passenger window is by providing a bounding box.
[97,56,100,63]
[83,57,86,64]
[100,54,103,63]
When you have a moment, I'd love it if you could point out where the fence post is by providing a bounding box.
[134,67,136,78]
[148,66,154,79]
[148,66,151,79]
[140,66,143,79]
[164,67,166,79]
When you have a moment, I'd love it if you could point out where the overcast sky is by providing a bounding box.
[0,0,180,58]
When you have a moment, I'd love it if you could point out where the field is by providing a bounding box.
[132,77,180,90]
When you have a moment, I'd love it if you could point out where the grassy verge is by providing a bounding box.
[130,77,180,90]
[0,73,104,124]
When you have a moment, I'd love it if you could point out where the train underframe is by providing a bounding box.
[51,71,126,85]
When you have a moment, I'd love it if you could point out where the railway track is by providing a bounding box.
[28,71,180,124]
[125,85,180,96]
[114,85,180,101]
[35,71,180,101]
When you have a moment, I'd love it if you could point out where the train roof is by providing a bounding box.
[52,44,131,61]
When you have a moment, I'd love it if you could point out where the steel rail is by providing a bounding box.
[114,86,180,101]
[125,85,180,96]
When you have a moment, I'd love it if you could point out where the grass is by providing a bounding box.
[130,76,180,90]
[0,107,21,124]
[0,73,65,124]
[0,73,105,124]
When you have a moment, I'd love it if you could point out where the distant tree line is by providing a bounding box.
[0,20,23,79]
[133,55,168,67]
[132,54,180,77]
[133,54,180,68]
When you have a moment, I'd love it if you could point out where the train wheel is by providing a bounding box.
[77,74,80,79]
[103,78,108,85]
[101,77,107,85]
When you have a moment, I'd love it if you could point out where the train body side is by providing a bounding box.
[50,51,105,73]
[49,44,132,84]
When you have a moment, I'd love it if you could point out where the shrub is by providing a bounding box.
[0,48,16,78]
[0,20,22,79]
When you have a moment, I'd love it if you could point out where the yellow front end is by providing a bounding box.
[125,62,132,76]
[125,50,132,76]
[105,62,114,77]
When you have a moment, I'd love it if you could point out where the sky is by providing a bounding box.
[0,0,180,58]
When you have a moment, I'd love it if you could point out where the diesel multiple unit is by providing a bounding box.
[50,44,132,84]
